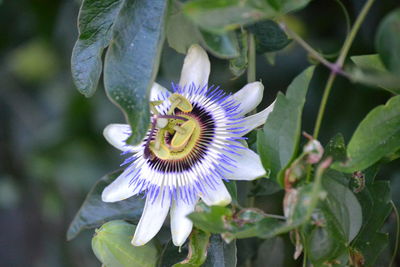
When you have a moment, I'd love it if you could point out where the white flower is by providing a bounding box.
[102,45,275,247]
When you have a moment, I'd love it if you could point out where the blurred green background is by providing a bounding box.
[0,0,399,266]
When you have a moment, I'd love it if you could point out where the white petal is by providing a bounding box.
[101,167,141,202]
[103,124,140,152]
[150,82,170,101]
[170,199,197,246]
[200,181,231,206]
[226,144,266,181]
[233,81,264,116]
[238,100,275,136]
[179,44,210,89]
[131,192,170,246]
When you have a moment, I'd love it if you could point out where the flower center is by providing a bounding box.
[145,94,203,160]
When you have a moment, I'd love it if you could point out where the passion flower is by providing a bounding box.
[102,45,274,247]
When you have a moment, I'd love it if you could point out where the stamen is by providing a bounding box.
[154,129,164,150]
[173,125,186,134]
[168,94,193,113]
[150,100,163,115]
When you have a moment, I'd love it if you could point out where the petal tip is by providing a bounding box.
[172,234,188,247]
[131,236,146,247]
[101,187,117,203]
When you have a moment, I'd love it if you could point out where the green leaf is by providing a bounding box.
[324,133,347,162]
[349,54,400,94]
[351,181,392,266]
[229,30,248,77]
[351,54,386,72]
[200,30,240,59]
[321,170,362,242]
[71,0,123,97]
[104,0,168,145]
[183,0,278,33]
[257,66,315,185]
[203,235,237,267]
[302,170,358,265]
[348,67,400,95]
[188,204,233,233]
[167,7,201,54]
[376,8,400,74]
[275,0,311,13]
[249,178,282,197]
[67,170,145,241]
[247,20,290,53]
[303,207,347,265]
[173,229,210,267]
[333,95,400,172]
[92,220,158,267]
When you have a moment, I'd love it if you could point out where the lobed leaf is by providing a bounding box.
[351,181,392,266]
[104,0,168,145]
[321,170,362,242]
[257,66,315,185]
[71,0,123,97]
[67,170,145,241]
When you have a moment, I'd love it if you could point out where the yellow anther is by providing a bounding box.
[150,101,163,115]
[173,125,186,134]
[149,141,170,160]
[154,130,164,151]
[156,118,168,129]
[168,94,193,113]
[171,120,196,151]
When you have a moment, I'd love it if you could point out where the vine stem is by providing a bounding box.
[313,0,375,139]
[279,24,349,78]
[390,201,399,267]
[246,32,257,208]
[247,33,256,83]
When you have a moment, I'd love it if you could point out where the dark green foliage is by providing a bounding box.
[104,0,168,145]
[71,0,123,97]
[247,20,291,53]
[67,171,145,241]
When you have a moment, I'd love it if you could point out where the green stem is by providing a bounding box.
[312,72,336,138]
[390,201,399,267]
[312,0,375,139]
[336,0,376,67]
[280,24,333,70]
[279,23,350,78]
[247,33,256,83]
[302,250,307,267]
